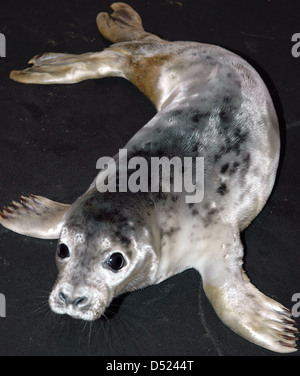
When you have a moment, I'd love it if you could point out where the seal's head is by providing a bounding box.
[49,192,158,320]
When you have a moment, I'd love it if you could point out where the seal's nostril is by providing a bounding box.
[58,291,70,306]
[73,296,89,308]
[57,289,90,310]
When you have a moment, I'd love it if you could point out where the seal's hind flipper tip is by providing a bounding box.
[9,70,22,81]
[110,2,143,29]
[96,1,150,43]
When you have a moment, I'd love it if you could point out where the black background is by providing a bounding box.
[0,0,299,356]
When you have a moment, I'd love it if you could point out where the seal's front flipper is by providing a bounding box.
[200,244,298,353]
[0,195,70,239]
[197,228,298,353]
[205,275,298,353]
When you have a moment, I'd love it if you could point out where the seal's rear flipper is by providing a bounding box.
[0,195,70,239]
[96,2,161,43]
[9,49,130,85]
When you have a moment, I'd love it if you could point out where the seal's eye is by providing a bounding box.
[108,252,125,271]
[57,243,70,259]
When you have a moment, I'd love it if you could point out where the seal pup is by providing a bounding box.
[1,3,298,353]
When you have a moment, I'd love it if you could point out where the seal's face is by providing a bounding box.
[48,198,158,321]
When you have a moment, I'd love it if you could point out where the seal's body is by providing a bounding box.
[1,3,298,353]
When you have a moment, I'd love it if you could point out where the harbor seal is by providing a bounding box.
[1,2,298,353]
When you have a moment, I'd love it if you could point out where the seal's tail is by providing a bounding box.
[96,2,162,43]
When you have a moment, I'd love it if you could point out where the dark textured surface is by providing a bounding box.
[0,0,299,356]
